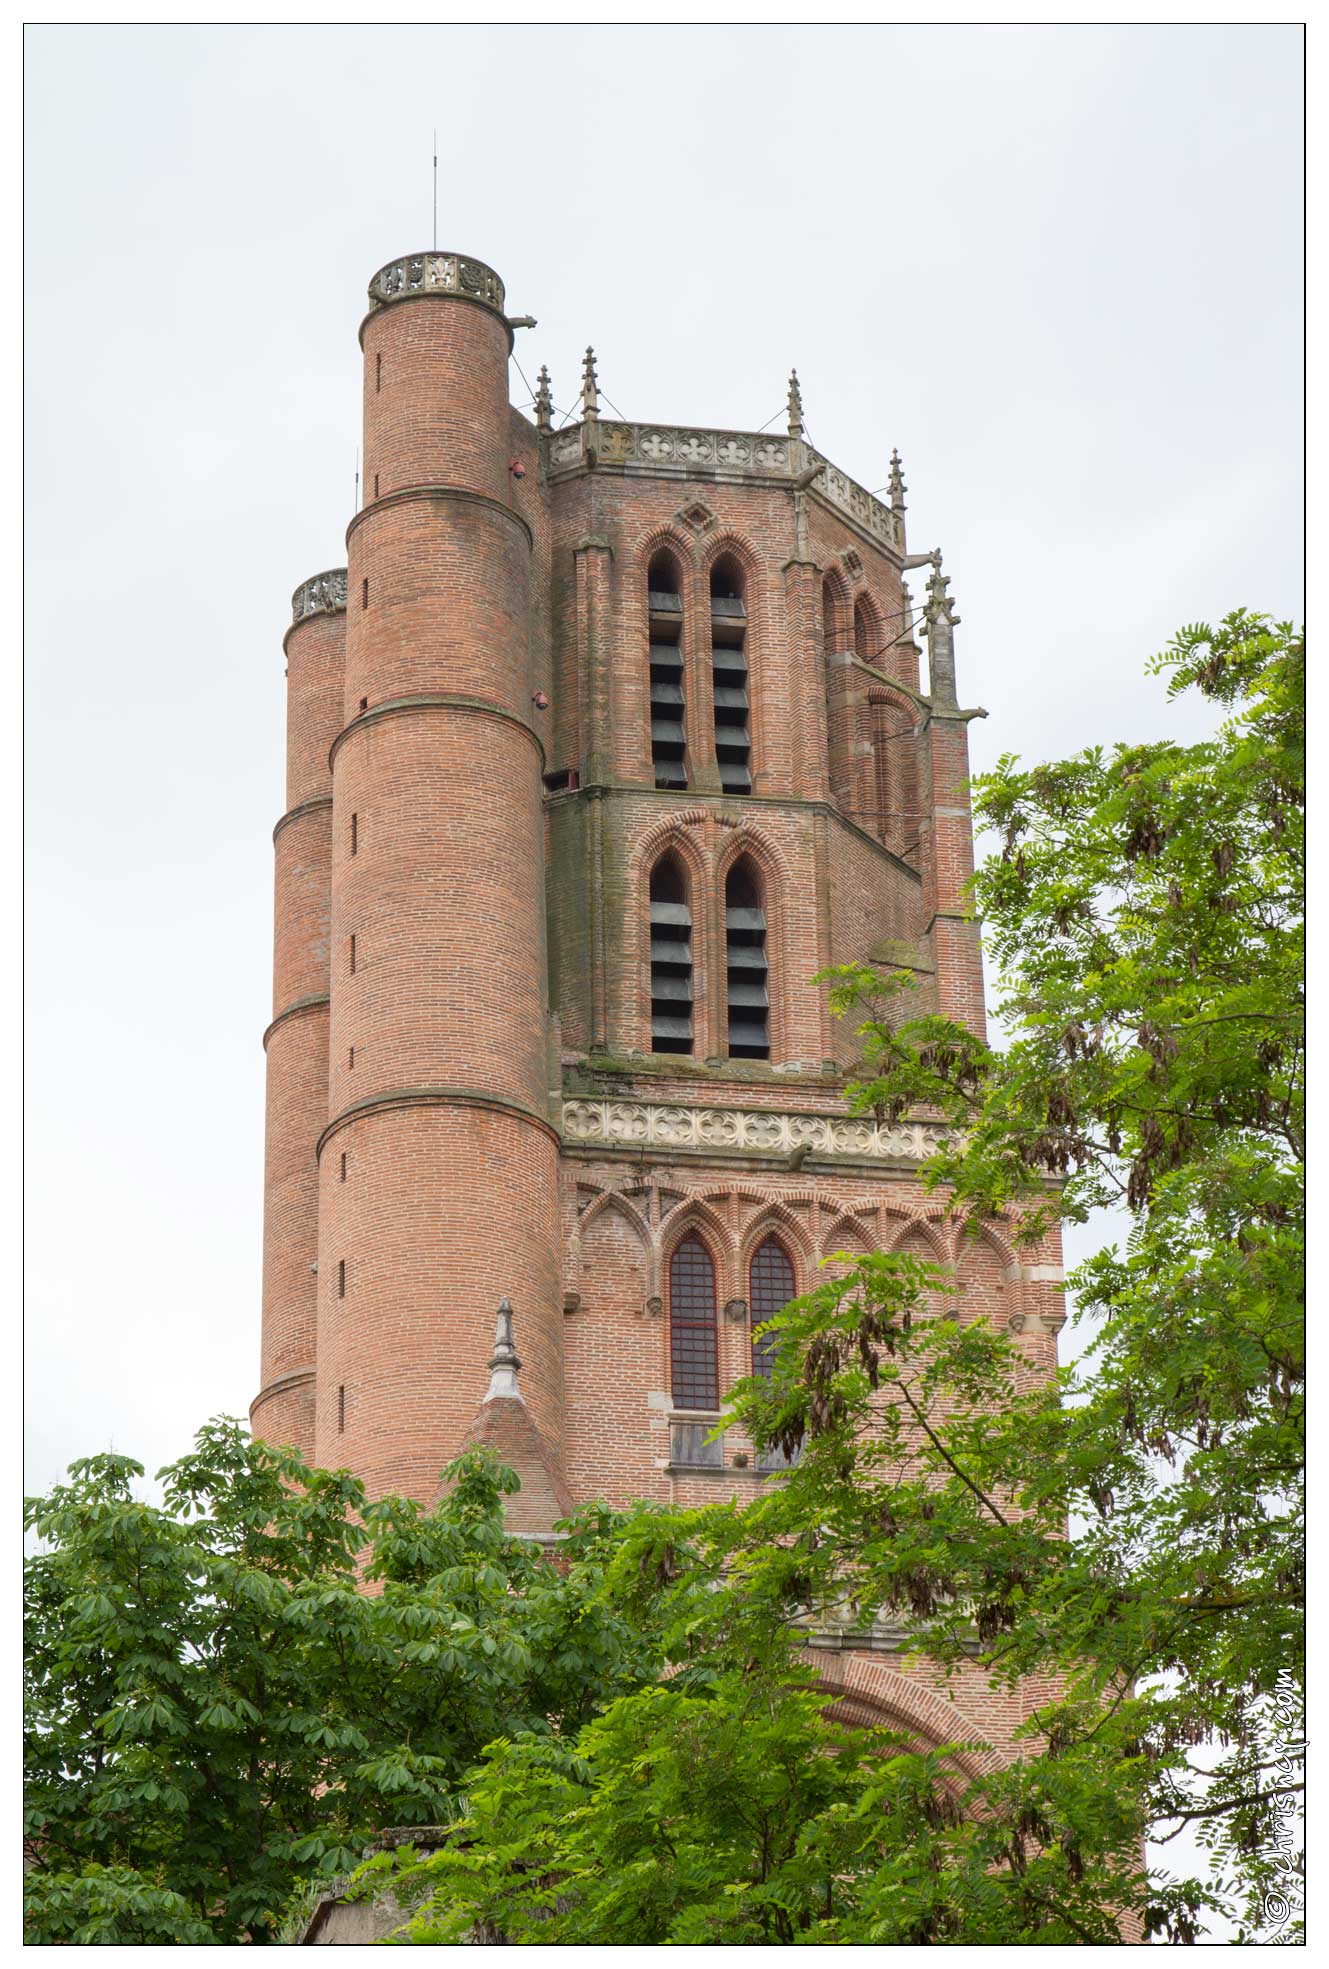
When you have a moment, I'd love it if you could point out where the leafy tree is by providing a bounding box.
[742,608,1303,1939]
[24,1426,656,1943]
[370,611,1302,1944]
[28,612,1302,1945]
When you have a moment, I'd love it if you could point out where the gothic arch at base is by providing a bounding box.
[804,1650,1004,1783]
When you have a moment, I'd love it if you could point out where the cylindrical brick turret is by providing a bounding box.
[315,251,564,1508]
[252,570,346,1456]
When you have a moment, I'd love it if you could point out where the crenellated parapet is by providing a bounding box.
[545,419,904,558]
[291,568,347,624]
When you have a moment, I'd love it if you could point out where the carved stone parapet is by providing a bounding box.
[291,568,347,624]
[804,447,902,554]
[366,250,505,320]
[544,420,903,557]
[561,1097,949,1164]
[548,418,793,482]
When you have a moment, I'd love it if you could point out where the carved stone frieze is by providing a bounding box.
[291,569,347,624]
[545,419,903,557]
[561,1098,948,1163]
[366,251,505,319]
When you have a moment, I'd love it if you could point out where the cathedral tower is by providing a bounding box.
[253,247,1067,1748]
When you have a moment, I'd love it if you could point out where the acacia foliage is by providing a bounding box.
[799,609,1304,1937]
[23,1430,655,1944]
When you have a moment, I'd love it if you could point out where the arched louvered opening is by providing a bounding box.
[670,1234,718,1411]
[648,551,687,790]
[649,853,693,1055]
[854,595,875,663]
[725,858,769,1059]
[750,1237,794,1379]
[710,556,751,795]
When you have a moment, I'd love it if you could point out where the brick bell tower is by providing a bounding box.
[254,252,1070,1751]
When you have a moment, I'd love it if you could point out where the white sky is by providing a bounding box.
[25,21,1302,1500]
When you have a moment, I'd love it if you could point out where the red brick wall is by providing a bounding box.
[360,291,511,505]
[314,1103,561,1501]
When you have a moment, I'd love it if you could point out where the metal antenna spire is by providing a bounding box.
[432,130,437,250]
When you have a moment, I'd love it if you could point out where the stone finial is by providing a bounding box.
[483,1297,523,1404]
[581,347,600,421]
[924,551,959,626]
[888,449,907,512]
[787,368,804,439]
[923,553,960,707]
[534,365,554,432]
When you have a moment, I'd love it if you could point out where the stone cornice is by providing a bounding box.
[544,420,904,561]
[249,1367,315,1419]
[328,694,545,772]
[272,796,333,843]
[562,1097,949,1165]
[263,995,330,1050]
[317,1087,559,1161]
[346,483,532,550]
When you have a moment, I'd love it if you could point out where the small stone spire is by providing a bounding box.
[925,552,959,625]
[581,347,600,422]
[534,365,553,432]
[923,553,961,706]
[888,448,907,512]
[483,1297,523,1404]
[787,368,804,439]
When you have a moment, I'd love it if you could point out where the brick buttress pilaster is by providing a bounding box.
[315,254,564,1510]
[920,561,986,1039]
[252,572,346,1456]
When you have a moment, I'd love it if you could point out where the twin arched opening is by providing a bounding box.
[646,546,753,795]
[668,1230,797,1410]
[648,846,771,1061]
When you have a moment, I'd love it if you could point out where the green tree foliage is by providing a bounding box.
[27,613,1301,1945]
[24,1428,656,1943]
[806,609,1305,1936]
[372,612,1301,1944]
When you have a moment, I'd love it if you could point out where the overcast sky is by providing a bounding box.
[24,22,1303,1500]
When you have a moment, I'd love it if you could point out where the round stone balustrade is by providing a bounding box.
[290,568,347,625]
[365,250,506,324]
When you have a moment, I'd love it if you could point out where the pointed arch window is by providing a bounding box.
[710,556,751,795]
[648,551,687,790]
[649,853,693,1055]
[725,858,769,1059]
[749,1237,794,1379]
[670,1235,718,1411]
